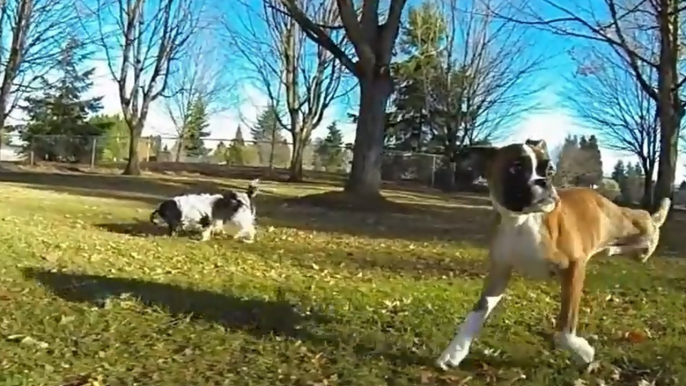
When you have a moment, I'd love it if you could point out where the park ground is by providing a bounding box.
[0,164,685,386]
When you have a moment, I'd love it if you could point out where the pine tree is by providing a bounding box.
[19,38,108,162]
[554,135,580,187]
[251,105,286,166]
[234,125,245,146]
[314,122,346,172]
[611,160,626,183]
[577,135,603,187]
[183,97,210,158]
[227,127,246,166]
[90,114,129,162]
[251,105,283,142]
[213,141,228,163]
[622,162,644,203]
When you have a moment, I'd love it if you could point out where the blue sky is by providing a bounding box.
[8,0,679,179]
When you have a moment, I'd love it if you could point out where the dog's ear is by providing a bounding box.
[525,139,548,153]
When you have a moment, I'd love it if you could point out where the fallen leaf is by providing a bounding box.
[59,315,76,325]
[625,330,648,343]
[420,370,433,384]
[19,336,49,349]
[636,379,655,386]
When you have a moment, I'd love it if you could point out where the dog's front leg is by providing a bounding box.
[200,226,213,242]
[554,260,595,364]
[436,263,511,370]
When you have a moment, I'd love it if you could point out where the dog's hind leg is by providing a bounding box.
[436,262,512,370]
[211,219,225,236]
[243,223,256,243]
[233,226,255,243]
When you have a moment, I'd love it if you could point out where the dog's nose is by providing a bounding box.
[534,179,549,189]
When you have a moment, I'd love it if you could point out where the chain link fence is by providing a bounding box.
[0,133,449,188]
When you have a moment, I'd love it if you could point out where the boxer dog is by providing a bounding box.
[436,139,671,369]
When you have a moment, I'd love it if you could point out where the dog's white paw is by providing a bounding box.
[554,332,595,364]
[435,341,470,370]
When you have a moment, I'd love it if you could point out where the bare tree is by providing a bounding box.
[564,45,659,208]
[414,0,546,188]
[226,0,346,181]
[271,0,407,196]
[501,0,680,210]
[95,0,200,175]
[0,0,82,137]
[164,38,234,162]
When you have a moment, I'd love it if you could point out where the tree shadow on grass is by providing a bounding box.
[239,239,489,280]
[0,170,252,205]
[0,169,497,245]
[22,267,328,339]
[263,191,495,247]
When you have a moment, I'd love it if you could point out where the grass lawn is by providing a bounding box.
[0,168,685,386]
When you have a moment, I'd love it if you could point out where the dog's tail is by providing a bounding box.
[246,178,260,199]
[651,197,671,227]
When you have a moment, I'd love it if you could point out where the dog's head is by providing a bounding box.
[461,139,558,214]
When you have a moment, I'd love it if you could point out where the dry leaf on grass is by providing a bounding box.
[624,330,648,343]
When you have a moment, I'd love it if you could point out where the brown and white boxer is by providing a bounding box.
[436,139,671,369]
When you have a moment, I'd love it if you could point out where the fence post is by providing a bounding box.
[431,155,436,187]
[90,137,97,168]
[30,138,34,166]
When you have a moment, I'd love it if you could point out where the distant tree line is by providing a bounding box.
[211,105,350,172]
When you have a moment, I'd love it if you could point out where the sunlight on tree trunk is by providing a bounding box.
[274,0,407,196]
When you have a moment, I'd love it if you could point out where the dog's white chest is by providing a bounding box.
[493,214,553,280]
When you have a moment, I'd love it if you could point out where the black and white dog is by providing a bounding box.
[150,179,259,243]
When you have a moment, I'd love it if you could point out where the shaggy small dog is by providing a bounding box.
[150,179,259,243]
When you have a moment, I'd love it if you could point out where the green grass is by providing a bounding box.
[0,169,685,386]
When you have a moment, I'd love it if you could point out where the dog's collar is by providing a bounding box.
[489,192,559,220]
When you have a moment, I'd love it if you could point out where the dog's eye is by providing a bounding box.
[509,162,522,174]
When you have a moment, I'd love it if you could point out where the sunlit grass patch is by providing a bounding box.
[0,172,684,385]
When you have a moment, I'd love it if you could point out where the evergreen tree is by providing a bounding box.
[314,122,346,172]
[554,135,580,186]
[623,162,644,203]
[251,105,284,142]
[611,160,626,183]
[89,114,129,162]
[234,125,245,146]
[19,38,108,162]
[250,105,287,166]
[183,97,210,158]
[577,135,603,186]
[226,126,246,165]
[213,141,228,163]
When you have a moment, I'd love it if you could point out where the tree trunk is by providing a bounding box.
[123,123,143,175]
[174,139,183,162]
[640,159,654,210]
[288,132,304,181]
[344,73,393,197]
[653,0,680,212]
[654,115,679,210]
